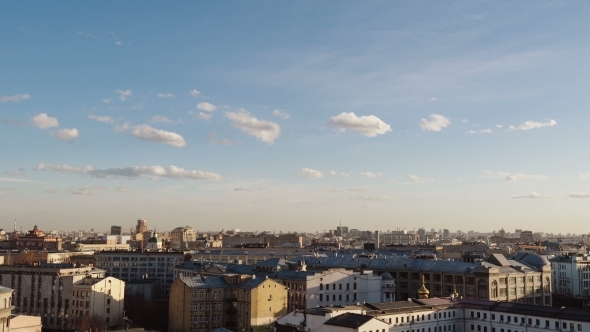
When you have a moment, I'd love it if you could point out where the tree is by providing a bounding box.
[71,314,107,332]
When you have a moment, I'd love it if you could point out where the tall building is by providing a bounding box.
[95,251,185,297]
[170,226,197,250]
[136,219,148,235]
[550,254,590,299]
[0,265,125,330]
[169,274,288,332]
[110,225,122,236]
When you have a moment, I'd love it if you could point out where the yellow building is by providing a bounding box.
[169,274,288,332]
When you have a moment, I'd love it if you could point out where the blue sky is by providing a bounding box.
[1,1,590,233]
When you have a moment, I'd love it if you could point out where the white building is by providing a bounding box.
[550,254,590,298]
[276,297,590,332]
[305,269,382,308]
[0,266,124,330]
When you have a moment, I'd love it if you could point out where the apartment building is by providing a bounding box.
[0,265,124,330]
[0,286,13,332]
[169,274,288,332]
[222,234,303,248]
[296,253,553,305]
[94,251,185,297]
[550,254,590,298]
[276,297,590,332]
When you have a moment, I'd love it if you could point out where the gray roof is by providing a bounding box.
[179,275,228,289]
[0,286,12,293]
[324,313,377,328]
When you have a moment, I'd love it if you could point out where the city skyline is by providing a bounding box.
[2,2,590,232]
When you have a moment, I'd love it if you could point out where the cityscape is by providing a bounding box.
[2,1,590,332]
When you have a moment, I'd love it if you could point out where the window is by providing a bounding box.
[578,324,582,331]
[339,284,342,290]
[319,294,323,301]
[332,284,336,290]
[354,283,357,290]
[471,325,474,331]
[319,283,323,290]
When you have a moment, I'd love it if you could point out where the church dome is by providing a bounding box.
[381,272,394,280]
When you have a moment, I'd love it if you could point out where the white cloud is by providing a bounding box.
[102,98,111,104]
[360,172,382,179]
[419,113,451,132]
[36,163,221,181]
[510,192,551,199]
[130,103,144,111]
[329,170,337,176]
[297,168,325,179]
[483,170,546,181]
[428,97,438,102]
[198,112,212,121]
[406,175,423,182]
[197,102,216,112]
[157,92,175,99]
[189,89,201,97]
[207,132,240,146]
[116,187,132,193]
[461,119,468,123]
[51,128,79,140]
[509,119,557,131]
[272,109,290,120]
[340,172,351,177]
[0,94,31,103]
[72,189,95,196]
[496,124,503,128]
[466,129,492,134]
[36,163,94,174]
[88,114,114,124]
[580,173,590,180]
[149,116,175,123]
[327,112,391,137]
[0,177,34,183]
[128,124,186,147]
[569,193,590,198]
[225,110,281,144]
[30,113,59,129]
[114,89,132,101]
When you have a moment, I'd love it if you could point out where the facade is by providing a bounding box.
[297,253,553,305]
[0,265,124,330]
[276,297,590,332]
[8,315,43,332]
[110,226,122,236]
[0,286,13,332]
[15,226,62,251]
[94,251,185,297]
[71,276,125,328]
[381,231,418,246]
[550,254,590,298]
[136,220,148,235]
[169,274,288,332]
[170,226,197,250]
[222,234,303,248]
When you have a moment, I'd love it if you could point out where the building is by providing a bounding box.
[169,274,288,332]
[170,226,197,250]
[381,230,418,246]
[0,265,124,330]
[222,234,303,248]
[0,286,13,332]
[295,253,553,305]
[95,251,185,297]
[146,232,164,252]
[136,220,148,235]
[276,297,590,332]
[8,315,42,332]
[110,226,122,236]
[550,253,590,305]
[15,226,62,251]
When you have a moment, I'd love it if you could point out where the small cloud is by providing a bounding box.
[149,116,176,124]
[327,112,391,137]
[272,109,290,120]
[77,31,97,38]
[115,123,186,147]
[72,188,96,196]
[569,193,590,199]
[466,129,492,134]
[88,114,114,124]
[189,89,201,97]
[496,124,503,128]
[114,89,132,101]
[225,109,281,144]
[207,132,240,146]
[0,94,31,103]
[131,103,144,111]
[428,97,438,102]
[509,119,557,131]
[297,168,325,179]
[419,113,451,132]
[360,172,382,179]
[483,170,546,181]
[51,128,79,140]
[197,102,216,112]
[198,112,212,121]
[44,189,59,194]
[116,187,131,193]
[340,172,350,177]
[345,196,392,201]
[580,173,590,180]
[461,119,468,123]
[406,175,422,182]
[510,192,551,199]
[30,113,59,129]
[329,170,337,176]
[157,92,175,99]
[0,177,34,183]
[102,98,111,104]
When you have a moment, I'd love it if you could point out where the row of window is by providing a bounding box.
[319,293,357,302]
[319,282,357,290]
[469,311,583,331]
[471,324,583,332]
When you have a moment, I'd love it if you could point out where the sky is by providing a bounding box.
[1,1,590,234]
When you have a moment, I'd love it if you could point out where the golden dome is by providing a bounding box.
[418,275,429,298]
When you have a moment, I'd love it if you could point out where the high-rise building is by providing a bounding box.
[110,225,122,236]
[136,219,148,235]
